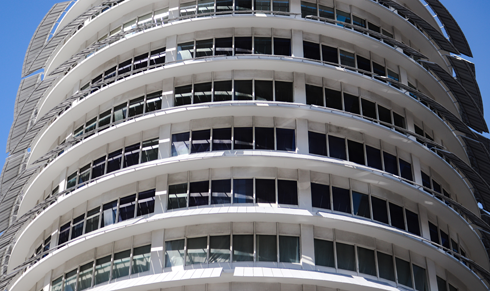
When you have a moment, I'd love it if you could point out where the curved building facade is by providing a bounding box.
[2,0,490,291]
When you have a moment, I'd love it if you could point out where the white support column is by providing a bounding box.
[291,30,303,58]
[417,204,431,240]
[57,168,67,193]
[290,0,301,14]
[150,229,164,274]
[155,174,168,214]
[399,67,408,86]
[294,72,306,104]
[166,35,178,63]
[298,169,311,211]
[426,258,440,291]
[169,0,180,19]
[296,119,309,154]
[411,155,422,186]
[49,217,61,250]
[42,270,53,291]
[159,124,172,159]
[162,78,174,109]
[300,224,315,270]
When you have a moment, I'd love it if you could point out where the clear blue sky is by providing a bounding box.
[0,0,489,171]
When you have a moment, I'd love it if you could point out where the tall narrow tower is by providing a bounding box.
[1,0,490,290]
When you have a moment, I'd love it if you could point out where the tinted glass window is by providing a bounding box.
[328,135,346,160]
[348,140,365,165]
[279,236,300,263]
[343,93,360,114]
[308,131,327,156]
[429,222,439,244]
[378,105,392,124]
[318,5,334,19]
[314,239,334,267]
[123,143,140,168]
[234,179,253,203]
[311,183,330,209]
[233,235,253,261]
[234,127,253,149]
[276,128,295,151]
[215,37,233,56]
[235,37,252,54]
[172,132,190,156]
[352,191,370,218]
[175,85,192,106]
[396,258,413,287]
[257,235,277,261]
[195,39,213,58]
[303,41,321,61]
[191,129,211,153]
[235,0,252,10]
[358,247,376,276]
[274,38,291,56]
[255,80,273,101]
[361,99,376,119]
[339,50,355,67]
[256,179,276,203]
[336,10,351,23]
[213,128,232,151]
[209,235,230,263]
[399,159,413,181]
[194,82,212,104]
[301,1,317,18]
[128,97,144,117]
[211,179,231,204]
[254,37,272,54]
[371,196,388,224]
[377,252,395,281]
[389,203,405,230]
[322,45,338,63]
[189,181,209,206]
[278,180,297,205]
[255,127,274,150]
[118,194,136,222]
[406,210,420,236]
[332,187,351,213]
[168,183,188,209]
[106,150,122,173]
[177,41,194,60]
[214,80,232,101]
[306,84,324,106]
[137,190,155,216]
[356,55,371,72]
[234,80,253,100]
[91,156,106,179]
[383,152,398,175]
[325,88,342,110]
[273,0,289,12]
[336,242,355,271]
[275,81,293,102]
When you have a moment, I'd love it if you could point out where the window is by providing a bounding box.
[213,128,232,150]
[91,156,106,179]
[275,81,293,102]
[58,222,70,245]
[113,103,127,123]
[172,132,190,156]
[255,0,270,11]
[177,41,194,60]
[106,149,122,173]
[353,15,366,28]
[339,50,355,67]
[149,48,166,66]
[254,37,272,54]
[336,242,355,271]
[318,5,333,19]
[429,222,440,244]
[255,80,273,101]
[328,136,346,160]
[101,200,117,227]
[214,80,232,101]
[371,196,388,224]
[235,37,252,54]
[255,127,274,150]
[366,146,382,170]
[71,214,84,240]
[273,0,289,12]
[332,187,350,213]
[191,129,211,153]
[211,179,231,204]
[361,99,376,119]
[301,1,317,18]
[314,239,334,267]
[137,189,155,216]
[336,10,351,24]
[234,127,253,149]
[234,80,253,100]
[133,53,148,71]
[118,194,136,222]
[274,38,291,56]
[396,258,413,287]
[216,0,233,12]
[256,179,276,203]
[389,203,405,230]
[399,159,413,181]
[278,180,297,205]
[189,181,209,206]
[377,105,392,125]
[357,55,371,73]
[325,88,342,110]
[377,252,395,281]
[406,209,420,235]
[78,164,91,185]
[303,41,320,61]
[193,82,212,103]
[124,143,140,168]
[311,183,330,209]
[383,152,398,175]
[85,207,100,234]
[309,131,327,156]
[141,138,159,163]
[64,269,77,291]
[306,84,323,106]
[132,245,151,274]
[352,191,370,218]
[187,237,208,264]
[198,0,214,15]
[94,255,111,285]
[257,235,277,261]
[358,247,376,276]
[347,140,365,165]
[209,235,230,263]
[276,128,295,151]
[113,250,131,278]
[215,37,233,56]
[413,265,428,291]
[165,239,185,267]
[279,236,300,263]
[343,93,360,114]
[175,85,192,106]
[233,235,253,261]
[233,179,253,203]
[77,262,93,291]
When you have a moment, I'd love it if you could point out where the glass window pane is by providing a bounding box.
[273,0,289,12]
[194,82,212,104]
[233,234,254,261]
[187,236,208,264]
[373,62,386,76]
[235,37,252,54]
[209,235,230,263]
[91,156,106,180]
[141,138,159,163]
[98,110,111,129]
[378,105,392,124]
[406,209,420,236]
[94,255,112,285]
[113,103,127,123]
[339,50,355,67]
[177,41,194,60]
[332,187,351,213]
[101,200,118,227]
[113,250,131,279]
[255,127,274,150]
[257,235,277,262]
[366,146,382,170]
[328,135,346,160]
[309,131,327,156]
[132,245,151,274]
[213,128,232,151]
[254,37,272,54]
[440,230,450,249]
[255,0,270,10]
[437,276,448,291]
[145,91,163,113]
[106,149,122,173]
[301,1,317,18]
[413,265,428,291]
[191,129,211,153]
[336,9,351,23]
[361,99,376,119]
[352,191,370,218]
[214,80,232,101]
[377,252,395,281]
[383,152,398,175]
[233,179,253,203]
[279,236,299,263]
[215,37,233,56]
[303,41,320,61]
[67,172,77,189]
[396,258,413,287]
[274,38,291,56]
[85,207,100,234]
[319,5,334,19]
[64,269,77,291]
[137,189,155,216]
[336,242,355,271]
[255,80,273,101]
[325,88,342,110]
[172,132,190,156]
[71,214,84,240]
[275,81,293,102]
[234,127,253,149]
[175,85,192,106]
[164,184,187,210]
[78,262,93,291]
[189,181,209,206]
[256,178,276,203]
[348,140,365,165]
[51,277,63,291]
[394,112,406,129]
[85,117,97,133]
[133,53,148,71]
[276,128,295,151]
[278,180,297,205]
[165,239,185,267]
[118,194,136,222]
[311,182,330,209]
[357,55,371,72]
[149,48,166,66]
[124,143,140,168]
[117,59,132,76]
[371,196,388,224]
[234,80,253,100]
[306,84,323,106]
[180,2,196,16]
[343,93,360,114]
[78,164,91,185]
[211,179,231,204]
[358,247,376,276]
[353,15,366,28]
[314,239,334,267]
[389,203,405,230]
[429,222,440,244]
[399,159,413,181]
[198,0,214,15]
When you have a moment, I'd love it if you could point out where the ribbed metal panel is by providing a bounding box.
[21,2,71,78]
[447,56,483,114]
[424,0,473,57]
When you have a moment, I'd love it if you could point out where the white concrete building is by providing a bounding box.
[1,0,490,290]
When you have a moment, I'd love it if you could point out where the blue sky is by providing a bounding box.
[0,0,489,171]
